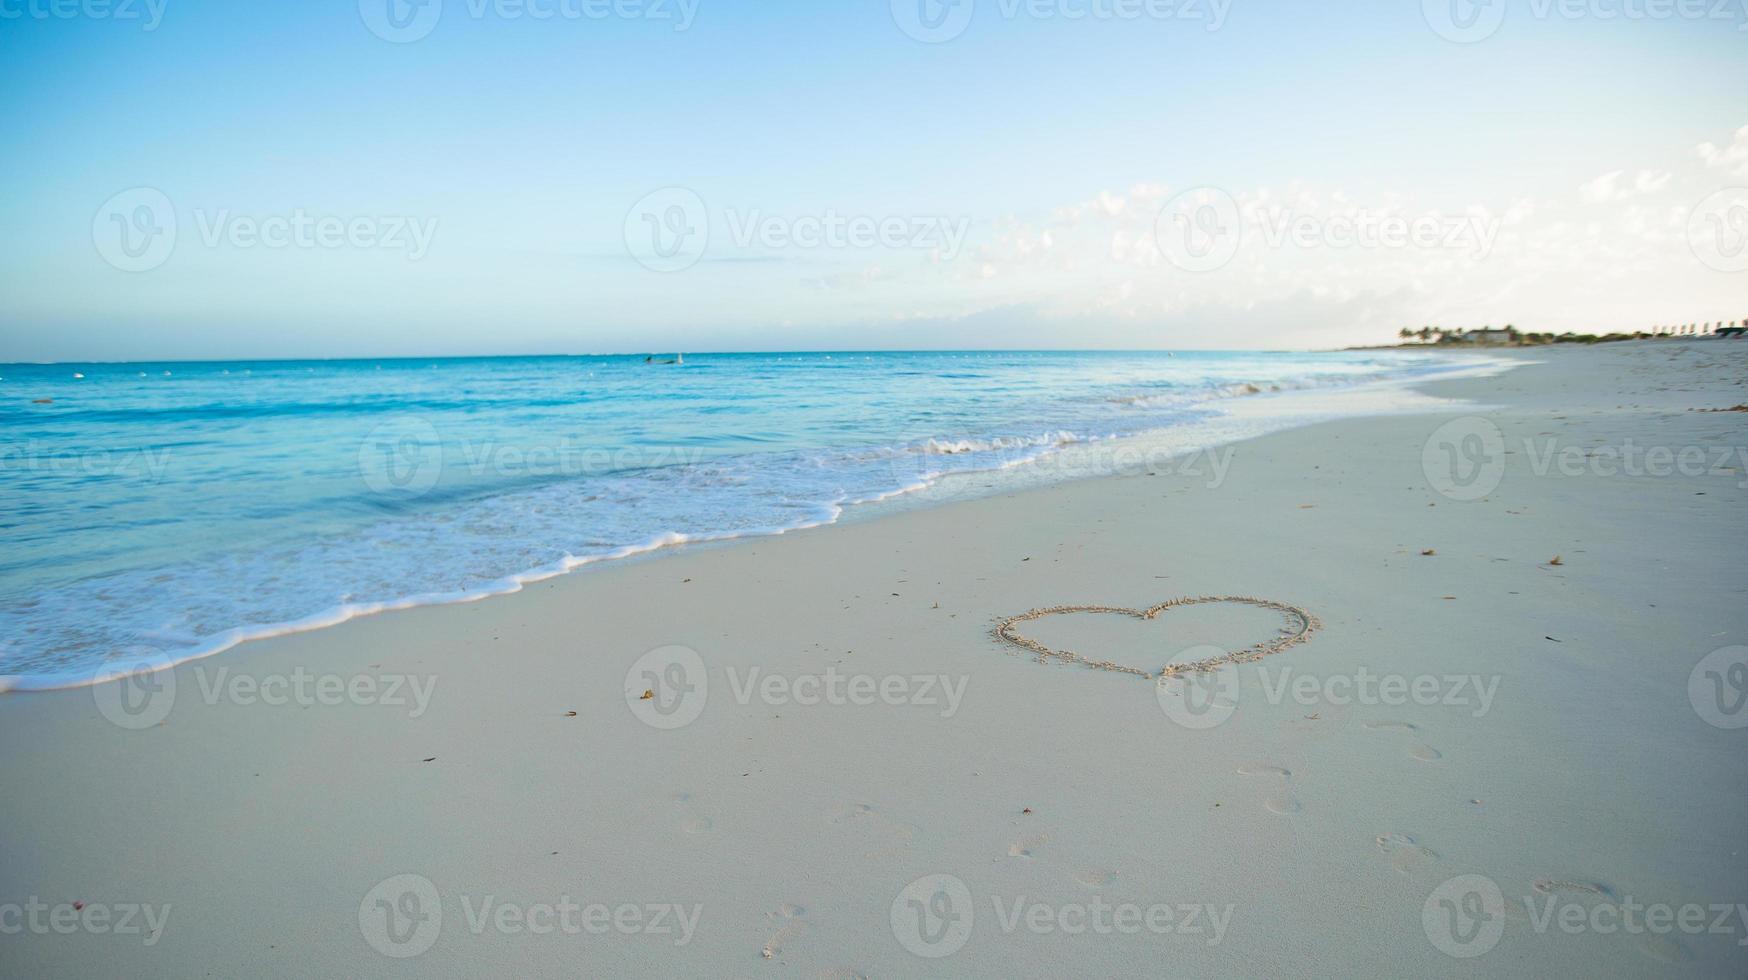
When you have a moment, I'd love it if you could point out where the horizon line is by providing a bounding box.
[0,346,1380,367]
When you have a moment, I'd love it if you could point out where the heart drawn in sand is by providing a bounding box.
[992,595,1320,681]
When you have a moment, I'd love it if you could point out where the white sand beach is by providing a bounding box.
[3,341,1746,977]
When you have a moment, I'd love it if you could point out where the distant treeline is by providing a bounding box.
[1389,321,1745,347]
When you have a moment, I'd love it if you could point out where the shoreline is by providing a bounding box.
[3,341,1745,976]
[0,351,1509,693]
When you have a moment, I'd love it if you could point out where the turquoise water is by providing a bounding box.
[0,350,1449,685]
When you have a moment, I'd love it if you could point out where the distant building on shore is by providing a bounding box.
[1458,328,1516,344]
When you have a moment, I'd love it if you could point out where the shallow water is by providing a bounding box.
[0,349,1466,685]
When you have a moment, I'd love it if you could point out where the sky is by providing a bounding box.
[1,0,1745,360]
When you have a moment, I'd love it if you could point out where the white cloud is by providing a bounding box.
[894,122,1748,341]
[1696,124,1748,178]
[1580,169,1671,203]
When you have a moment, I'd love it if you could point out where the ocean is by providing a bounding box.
[0,349,1472,687]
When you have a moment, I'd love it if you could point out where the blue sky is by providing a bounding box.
[2,0,1745,360]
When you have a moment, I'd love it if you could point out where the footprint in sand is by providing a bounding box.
[760,903,806,960]
[1264,794,1303,815]
[1236,764,1303,815]
[1363,721,1444,763]
[1009,833,1048,859]
[824,803,917,859]
[1531,878,1615,902]
[1509,879,1632,934]
[1374,833,1440,875]
[1407,743,1444,762]
[1072,869,1119,889]
[672,792,714,835]
[1634,932,1692,963]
